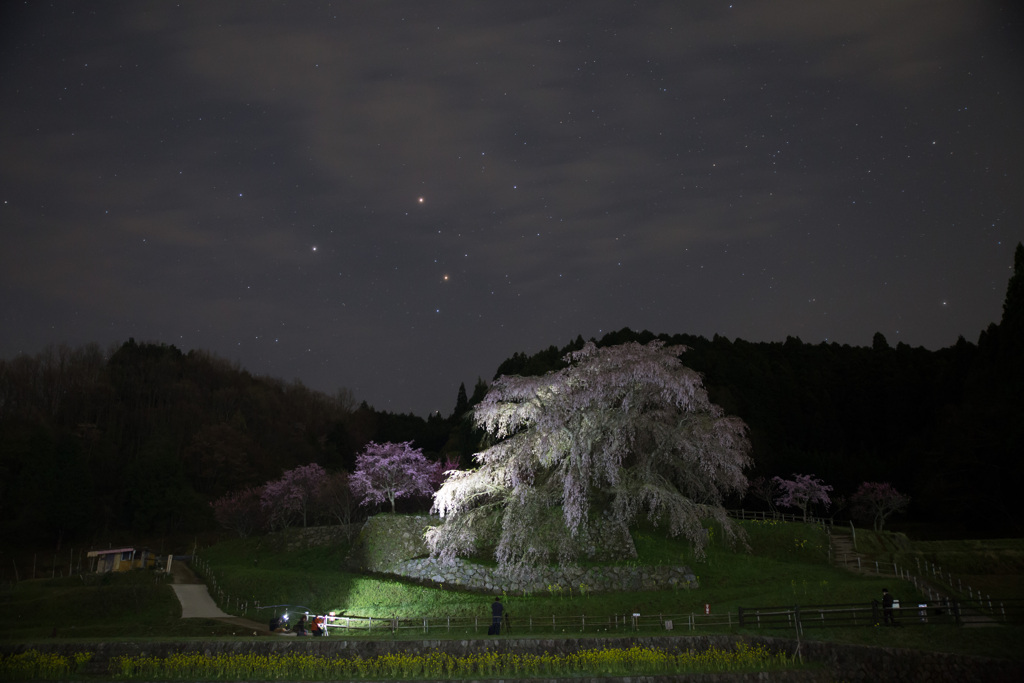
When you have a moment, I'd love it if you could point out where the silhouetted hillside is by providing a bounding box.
[0,341,465,542]
[485,244,1024,538]
[2,245,1021,544]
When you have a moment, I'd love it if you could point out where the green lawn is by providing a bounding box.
[0,571,246,640]
[1,519,1020,661]
[194,519,871,621]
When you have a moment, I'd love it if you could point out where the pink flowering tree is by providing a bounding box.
[260,463,327,529]
[211,486,265,537]
[772,473,833,522]
[427,341,753,571]
[350,441,441,514]
[851,481,910,531]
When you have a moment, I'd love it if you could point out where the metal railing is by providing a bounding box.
[738,598,1024,633]
[728,509,834,526]
[308,610,739,638]
[270,597,1024,639]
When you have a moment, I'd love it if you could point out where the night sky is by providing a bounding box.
[2,2,1022,417]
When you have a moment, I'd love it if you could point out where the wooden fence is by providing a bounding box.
[248,597,1024,639]
[737,598,1024,633]
[315,609,739,637]
[727,509,834,526]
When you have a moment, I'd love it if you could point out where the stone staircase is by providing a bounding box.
[827,530,997,625]
[829,530,872,575]
[829,529,915,580]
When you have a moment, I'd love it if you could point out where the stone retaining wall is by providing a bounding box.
[275,523,361,551]
[344,515,689,595]
[390,556,698,595]
[345,515,434,572]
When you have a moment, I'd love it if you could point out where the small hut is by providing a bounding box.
[86,547,157,573]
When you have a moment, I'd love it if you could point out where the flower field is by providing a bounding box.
[0,651,92,680]
[0,643,792,680]
[108,642,790,680]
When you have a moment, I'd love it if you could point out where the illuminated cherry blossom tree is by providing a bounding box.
[351,441,441,513]
[851,481,910,531]
[772,473,832,522]
[427,340,753,570]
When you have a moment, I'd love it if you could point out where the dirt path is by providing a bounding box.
[169,559,272,633]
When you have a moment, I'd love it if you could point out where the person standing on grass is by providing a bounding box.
[882,588,896,626]
[491,596,504,635]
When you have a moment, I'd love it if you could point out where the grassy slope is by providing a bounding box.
[191,518,1022,659]
[854,532,1024,600]
[195,519,859,618]
[0,572,246,640]
[1,519,1020,660]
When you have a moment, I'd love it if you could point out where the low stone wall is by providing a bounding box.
[343,515,686,594]
[274,523,361,551]
[790,635,1023,683]
[6,634,1020,682]
[390,556,698,595]
[345,515,437,572]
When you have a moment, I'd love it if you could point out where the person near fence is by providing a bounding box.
[294,614,307,635]
[490,596,504,635]
[882,588,896,626]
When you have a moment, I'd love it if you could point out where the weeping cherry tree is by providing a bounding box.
[427,340,752,571]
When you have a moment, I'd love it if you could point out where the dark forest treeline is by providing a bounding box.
[2,245,1022,545]
[495,244,1024,539]
[0,341,487,544]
